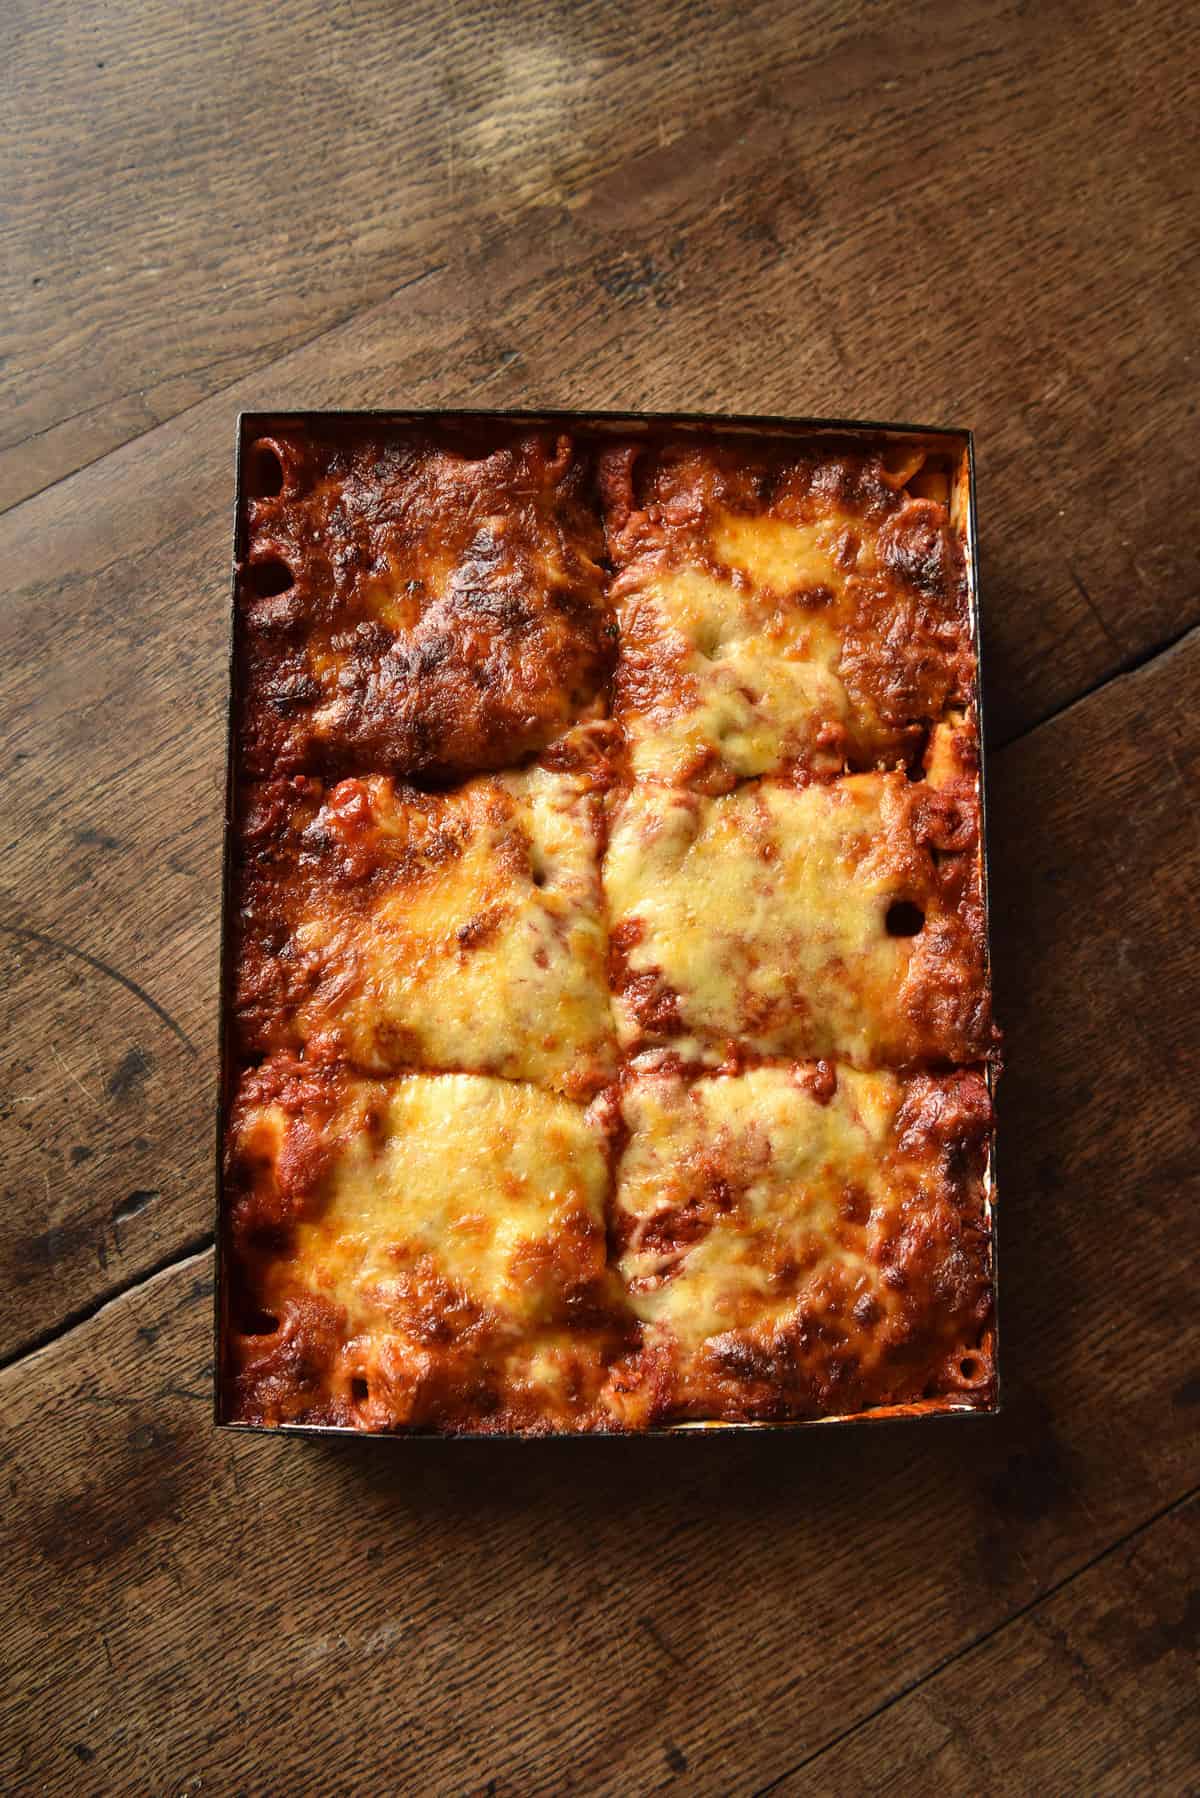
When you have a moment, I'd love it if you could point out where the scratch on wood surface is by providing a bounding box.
[0,922,197,1054]
[298,1618,406,1666]
[51,1044,100,1110]
[637,1614,690,1670]
[1069,564,1122,656]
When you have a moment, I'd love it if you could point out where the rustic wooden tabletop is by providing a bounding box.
[2,1,1197,1792]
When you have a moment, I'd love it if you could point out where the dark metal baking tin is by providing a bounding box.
[214,410,999,1441]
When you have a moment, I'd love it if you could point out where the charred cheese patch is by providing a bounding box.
[602,439,972,789]
[226,1062,628,1431]
[234,765,616,1099]
[608,1063,993,1422]
[239,424,613,779]
[604,770,990,1067]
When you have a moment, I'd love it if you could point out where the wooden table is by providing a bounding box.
[2,2,1197,1791]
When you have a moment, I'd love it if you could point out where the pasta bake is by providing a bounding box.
[221,415,998,1435]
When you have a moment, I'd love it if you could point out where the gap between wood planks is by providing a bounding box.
[749,1483,1200,1797]
[991,615,1199,750]
[0,1233,214,1375]
[3,613,1196,1379]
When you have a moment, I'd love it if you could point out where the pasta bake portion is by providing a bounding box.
[238,422,614,779]
[599,436,972,790]
[225,1059,631,1433]
[232,764,617,1101]
[604,724,990,1069]
[606,1060,994,1425]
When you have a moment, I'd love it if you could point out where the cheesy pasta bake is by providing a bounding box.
[222,415,997,1434]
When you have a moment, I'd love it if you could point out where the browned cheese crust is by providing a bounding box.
[598,435,973,790]
[603,718,992,1071]
[224,1057,635,1433]
[231,764,616,1100]
[605,1060,995,1428]
[237,422,615,779]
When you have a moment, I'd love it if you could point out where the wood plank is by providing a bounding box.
[770,1498,1200,1796]
[1,634,1196,1794]
[3,128,1200,1353]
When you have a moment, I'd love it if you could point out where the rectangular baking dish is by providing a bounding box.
[214,410,998,1438]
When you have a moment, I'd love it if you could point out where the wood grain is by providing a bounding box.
[2,631,1196,1794]
[771,1499,1200,1796]
[0,0,899,503]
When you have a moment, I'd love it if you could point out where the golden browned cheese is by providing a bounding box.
[224,422,997,1435]
[606,1060,994,1425]
[225,1059,633,1433]
[598,437,973,790]
[604,722,990,1070]
[232,764,616,1100]
[224,1056,992,1432]
[237,422,615,779]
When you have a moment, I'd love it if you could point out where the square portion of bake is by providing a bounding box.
[599,437,972,790]
[225,1060,630,1433]
[238,422,614,779]
[604,740,990,1068]
[606,1061,994,1425]
[233,765,616,1100]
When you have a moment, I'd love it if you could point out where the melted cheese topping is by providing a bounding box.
[605,774,979,1067]
[617,1066,896,1347]
[236,766,616,1098]
[606,450,971,789]
[610,1062,992,1418]
[228,1067,623,1429]
[226,426,994,1435]
[710,510,855,594]
[238,424,612,779]
[617,566,852,787]
[277,1076,604,1321]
